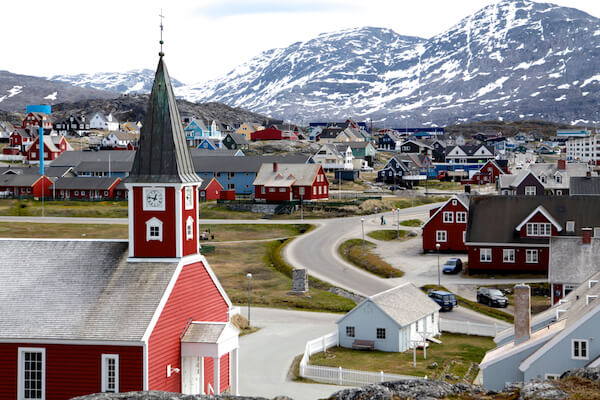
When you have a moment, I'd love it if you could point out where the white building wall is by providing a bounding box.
[566,135,600,164]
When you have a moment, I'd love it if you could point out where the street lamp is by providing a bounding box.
[246,273,252,326]
[361,217,366,255]
[435,243,441,287]
[396,208,400,239]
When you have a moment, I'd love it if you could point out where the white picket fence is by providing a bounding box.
[440,318,505,337]
[299,331,422,386]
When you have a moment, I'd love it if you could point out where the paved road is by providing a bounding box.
[237,307,342,400]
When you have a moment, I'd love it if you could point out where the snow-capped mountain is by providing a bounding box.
[0,70,118,112]
[178,0,600,126]
[49,69,185,94]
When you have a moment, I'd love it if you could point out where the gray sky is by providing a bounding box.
[3,0,599,84]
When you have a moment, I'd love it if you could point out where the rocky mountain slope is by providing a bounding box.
[49,69,185,95]
[178,0,600,127]
[0,71,118,113]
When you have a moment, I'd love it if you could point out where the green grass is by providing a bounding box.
[0,222,127,238]
[0,199,128,218]
[308,333,495,383]
[399,219,423,227]
[198,202,263,219]
[367,229,409,241]
[422,285,514,324]
[338,238,403,278]
[198,223,310,242]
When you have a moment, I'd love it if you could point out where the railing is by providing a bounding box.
[299,331,422,386]
[440,318,504,337]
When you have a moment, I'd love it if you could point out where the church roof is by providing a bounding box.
[127,57,200,184]
[0,239,179,341]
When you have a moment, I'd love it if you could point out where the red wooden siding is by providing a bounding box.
[181,186,197,257]
[0,342,143,400]
[203,357,214,393]
[132,187,176,258]
[422,199,468,252]
[467,246,548,273]
[147,261,229,392]
[220,353,230,392]
[518,212,559,238]
[253,167,329,202]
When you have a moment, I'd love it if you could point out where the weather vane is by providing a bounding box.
[159,9,165,57]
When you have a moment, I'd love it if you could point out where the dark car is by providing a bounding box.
[428,290,458,311]
[477,287,509,308]
[388,185,406,191]
[442,258,463,274]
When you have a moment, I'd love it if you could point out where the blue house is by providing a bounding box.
[480,278,600,390]
[197,138,221,150]
[185,119,223,147]
[192,154,309,195]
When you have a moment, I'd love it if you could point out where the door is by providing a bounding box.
[181,356,203,395]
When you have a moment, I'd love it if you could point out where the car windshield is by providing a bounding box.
[445,260,457,265]
[489,289,504,297]
[442,294,456,301]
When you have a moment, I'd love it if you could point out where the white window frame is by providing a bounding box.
[526,249,538,264]
[146,217,163,242]
[299,187,305,196]
[594,228,600,238]
[503,249,515,263]
[480,248,492,262]
[525,186,537,195]
[269,188,275,193]
[545,373,560,380]
[279,187,286,193]
[186,216,194,240]
[436,230,447,242]
[572,339,589,360]
[261,186,266,194]
[101,354,119,393]
[456,212,467,223]
[346,326,355,337]
[567,221,575,232]
[184,186,194,210]
[526,223,551,237]
[443,211,453,223]
[452,199,457,206]
[18,347,45,400]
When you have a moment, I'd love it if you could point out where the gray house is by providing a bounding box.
[336,283,440,352]
[480,277,600,390]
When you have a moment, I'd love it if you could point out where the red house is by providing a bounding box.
[0,174,53,198]
[253,162,329,202]
[465,196,600,274]
[471,160,508,185]
[24,135,72,162]
[21,112,52,131]
[422,194,469,252]
[0,55,239,399]
[199,177,223,201]
[250,126,283,141]
[9,128,35,147]
[51,177,121,200]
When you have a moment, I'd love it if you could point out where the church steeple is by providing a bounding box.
[127,57,200,184]
[126,52,201,260]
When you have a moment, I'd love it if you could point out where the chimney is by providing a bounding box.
[514,284,531,345]
[557,159,566,170]
[273,162,278,172]
[582,228,592,245]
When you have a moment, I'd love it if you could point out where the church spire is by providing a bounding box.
[127,56,200,184]
[159,9,165,57]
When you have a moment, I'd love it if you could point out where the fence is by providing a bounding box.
[440,318,505,337]
[299,331,422,386]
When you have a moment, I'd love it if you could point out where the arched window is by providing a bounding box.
[186,216,194,240]
[146,217,163,242]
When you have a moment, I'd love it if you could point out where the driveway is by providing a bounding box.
[237,307,341,400]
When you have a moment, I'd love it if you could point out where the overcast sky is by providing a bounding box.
[3,0,599,84]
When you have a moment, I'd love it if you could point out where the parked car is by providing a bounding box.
[442,258,463,274]
[477,287,509,308]
[388,185,406,191]
[428,290,458,311]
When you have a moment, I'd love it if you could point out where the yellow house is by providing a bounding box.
[236,122,264,140]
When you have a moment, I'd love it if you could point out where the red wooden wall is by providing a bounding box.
[132,187,176,258]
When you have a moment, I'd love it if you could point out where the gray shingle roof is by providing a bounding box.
[466,196,600,244]
[549,237,600,284]
[369,283,440,327]
[52,177,121,190]
[193,154,309,173]
[0,174,45,187]
[0,166,71,178]
[74,161,133,174]
[0,240,178,341]
[51,150,136,167]
[253,163,321,187]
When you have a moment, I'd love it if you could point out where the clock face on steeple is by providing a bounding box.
[143,187,165,211]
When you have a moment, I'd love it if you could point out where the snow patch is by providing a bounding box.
[555,95,567,102]
[474,77,509,98]
[581,75,600,88]
[44,92,57,100]
[557,84,570,89]
[530,92,540,97]
[7,86,22,97]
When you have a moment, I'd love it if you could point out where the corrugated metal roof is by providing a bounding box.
[570,176,600,195]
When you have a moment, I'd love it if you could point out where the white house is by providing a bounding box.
[337,283,440,352]
[101,131,139,149]
[311,144,354,171]
[89,113,120,131]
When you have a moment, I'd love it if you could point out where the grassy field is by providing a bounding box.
[0,199,128,218]
[309,333,495,383]
[198,202,263,220]
[367,229,410,241]
[423,285,514,324]
[416,180,465,191]
[399,219,423,227]
[0,222,128,239]
[338,238,403,278]
[198,223,310,242]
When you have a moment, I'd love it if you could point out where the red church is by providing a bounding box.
[0,55,239,399]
